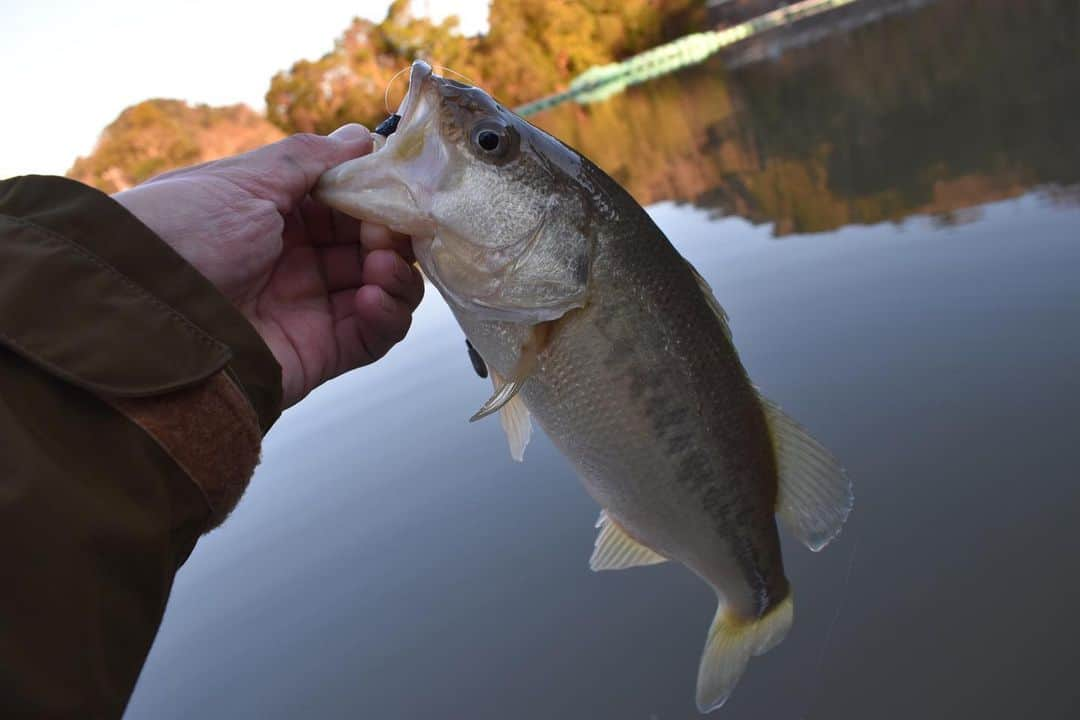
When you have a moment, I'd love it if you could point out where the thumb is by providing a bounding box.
[225,126,373,212]
[329,123,371,142]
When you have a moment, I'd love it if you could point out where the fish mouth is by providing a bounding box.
[369,60,434,151]
[392,61,433,140]
[315,60,443,238]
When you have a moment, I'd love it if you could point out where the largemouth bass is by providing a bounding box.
[316,61,853,712]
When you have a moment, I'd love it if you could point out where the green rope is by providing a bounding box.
[515,0,859,116]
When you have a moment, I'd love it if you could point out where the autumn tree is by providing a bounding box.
[264,0,707,134]
[67,100,283,193]
[265,2,476,134]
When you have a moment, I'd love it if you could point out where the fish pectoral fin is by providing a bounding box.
[697,595,794,713]
[761,395,854,552]
[489,369,532,462]
[468,321,554,423]
[590,511,668,571]
[686,260,732,342]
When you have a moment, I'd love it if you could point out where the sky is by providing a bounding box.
[0,1,489,180]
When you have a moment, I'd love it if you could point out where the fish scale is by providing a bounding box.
[458,170,789,643]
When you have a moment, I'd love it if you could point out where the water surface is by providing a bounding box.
[126,1,1080,717]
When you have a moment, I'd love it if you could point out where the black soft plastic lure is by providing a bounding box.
[465,340,488,379]
[374,114,401,137]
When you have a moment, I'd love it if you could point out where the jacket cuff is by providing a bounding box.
[0,174,285,529]
[110,373,262,528]
[0,175,282,431]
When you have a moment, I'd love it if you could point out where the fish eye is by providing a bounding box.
[470,121,517,162]
[477,130,501,152]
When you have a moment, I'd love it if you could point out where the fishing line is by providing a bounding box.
[383,64,478,117]
[433,64,478,87]
[384,66,412,114]
[799,512,861,720]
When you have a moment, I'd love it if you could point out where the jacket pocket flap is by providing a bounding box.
[0,216,231,397]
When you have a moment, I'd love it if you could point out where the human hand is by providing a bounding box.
[113,126,424,408]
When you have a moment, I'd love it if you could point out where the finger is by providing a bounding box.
[333,285,414,368]
[295,198,365,247]
[220,125,372,213]
[360,222,415,262]
[395,230,416,264]
[318,244,365,292]
[300,196,334,244]
[362,249,425,310]
[331,208,365,247]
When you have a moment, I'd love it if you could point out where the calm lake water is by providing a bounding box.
[126,1,1080,718]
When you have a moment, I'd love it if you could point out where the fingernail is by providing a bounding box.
[330,123,370,142]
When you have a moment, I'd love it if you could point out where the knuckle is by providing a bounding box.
[393,313,413,342]
[285,132,324,153]
[277,133,326,172]
[380,305,409,341]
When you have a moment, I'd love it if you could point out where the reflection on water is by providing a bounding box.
[535,0,1080,234]
[126,1,1080,718]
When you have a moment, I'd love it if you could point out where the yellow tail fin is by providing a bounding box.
[696,594,795,713]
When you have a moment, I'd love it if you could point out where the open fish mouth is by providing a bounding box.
[371,61,434,151]
[314,60,444,238]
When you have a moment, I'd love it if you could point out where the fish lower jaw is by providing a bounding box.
[315,156,438,239]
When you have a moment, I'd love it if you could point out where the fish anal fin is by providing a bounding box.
[761,396,853,552]
[490,369,532,462]
[697,594,794,713]
[590,511,668,571]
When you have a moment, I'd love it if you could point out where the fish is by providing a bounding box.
[316,61,853,712]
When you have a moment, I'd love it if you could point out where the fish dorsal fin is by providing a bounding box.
[590,511,668,571]
[761,396,853,552]
[686,261,732,341]
[490,369,531,462]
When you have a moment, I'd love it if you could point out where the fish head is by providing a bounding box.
[317,61,605,323]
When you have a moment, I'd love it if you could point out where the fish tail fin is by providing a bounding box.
[696,593,795,713]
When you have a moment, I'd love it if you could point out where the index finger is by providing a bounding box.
[360,222,415,264]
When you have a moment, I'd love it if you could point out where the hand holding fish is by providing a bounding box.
[113,126,424,407]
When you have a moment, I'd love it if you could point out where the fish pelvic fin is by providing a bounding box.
[697,594,795,713]
[761,395,854,552]
[489,369,531,462]
[589,511,668,571]
[470,378,524,421]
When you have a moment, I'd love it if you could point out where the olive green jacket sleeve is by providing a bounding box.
[0,175,284,718]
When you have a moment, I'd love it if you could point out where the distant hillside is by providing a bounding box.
[68,100,284,193]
